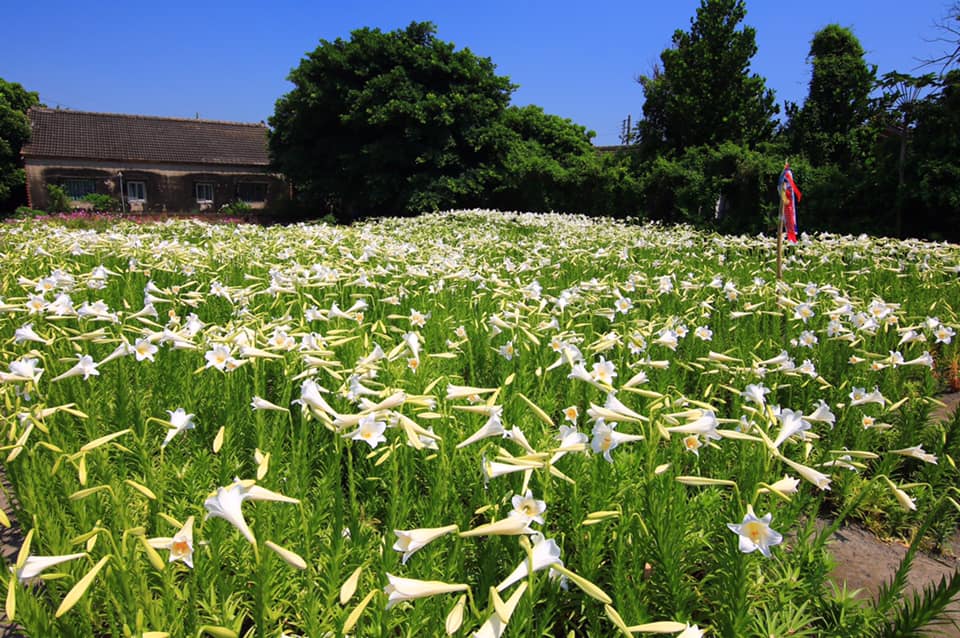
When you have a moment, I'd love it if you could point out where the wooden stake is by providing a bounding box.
[777,185,787,346]
[776,192,784,282]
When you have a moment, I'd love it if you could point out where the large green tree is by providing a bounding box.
[489,105,641,216]
[269,22,515,219]
[0,78,39,207]
[636,0,777,154]
[872,70,960,240]
[785,25,876,165]
[490,105,594,213]
[912,70,960,240]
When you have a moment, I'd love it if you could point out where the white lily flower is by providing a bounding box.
[666,410,720,441]
[355,343,386,369]
[759,350,791,367]
[510,490,546,524]
[761,475,800,495]
[16,552,88,582]
[591,357,618,384]
[805,400,836,426]
[482,456,539,480]
[902,352,934,368]
[133,337,159,362]
[497,534,563,591]
[347,414,387,449]
[591,419,643,462]
[771,408,812,448]
[933,325,955,344]
[204,479,299,544]
[392,525,459,564]
[849,386,887,407]
[727,504,783,557]
[99,340,134,365]
[384,573,468,610]
[6,358,43,383]
[149,516,195,568]
[204,344,233,371]
[161,408,196,448]
[741,383,769,406]
[456,410,505,448]
[603,393,647,422]
[891,445,938,464]
[296,379,339,417]
[782,457,832,490]
[568,363,607,390]
[550,425,588,464]
[250,396,289,412]
[52,354,99,382]
[13,324,48,345]
[653,329,678,350]
[204,481,253,543]
[403,331,421,360]
[623,370,649,387]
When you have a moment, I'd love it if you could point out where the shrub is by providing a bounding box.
[81,193,120,212]
[13,205,45,218]
[45,184,72,213]
[218,200,252,217]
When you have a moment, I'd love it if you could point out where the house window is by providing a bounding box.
[63,179,96,199]
[237,182,267,203]
[195,183,214,203]
[127,181,146,202]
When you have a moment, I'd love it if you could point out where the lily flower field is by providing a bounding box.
[0,210,958,637]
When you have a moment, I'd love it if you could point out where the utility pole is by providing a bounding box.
[118,172,125,214]
[619,115,633,145]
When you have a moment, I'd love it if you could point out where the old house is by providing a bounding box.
[22,108,286,213]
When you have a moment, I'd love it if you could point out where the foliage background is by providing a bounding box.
[264,6,960,240]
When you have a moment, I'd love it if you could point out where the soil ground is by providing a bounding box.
[827,521,959,636]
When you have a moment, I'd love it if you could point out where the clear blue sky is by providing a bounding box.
[3,0,954,145]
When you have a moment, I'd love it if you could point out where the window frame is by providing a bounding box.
[237,182,267,203]
[62,179,96,200]
[126,181,146,202]
[195,182,214,204]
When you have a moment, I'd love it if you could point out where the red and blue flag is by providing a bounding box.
[778,164,801,243]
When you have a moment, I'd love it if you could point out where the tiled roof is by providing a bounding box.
[22,108,271,166]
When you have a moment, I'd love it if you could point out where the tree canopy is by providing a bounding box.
[637,0,777,154]
[263,2,960,239]
[785,25,876,165]
[0,78,39,205]
[489,105,640,215]
[269,21,515,220]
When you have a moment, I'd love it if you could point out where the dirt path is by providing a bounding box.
[827,522,959,636]
[826,391,960,637]
[931,392,960,425]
